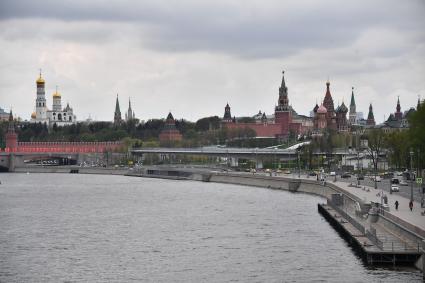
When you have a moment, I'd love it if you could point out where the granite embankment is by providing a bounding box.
[13,166,128,175]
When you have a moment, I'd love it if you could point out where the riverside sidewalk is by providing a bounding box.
[334,179,425,231]
[294,174,425,232]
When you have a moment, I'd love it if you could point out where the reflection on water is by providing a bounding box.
[0,173,422,282]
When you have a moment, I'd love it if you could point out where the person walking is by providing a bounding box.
[395,200,399,210]
[409,200,413,211]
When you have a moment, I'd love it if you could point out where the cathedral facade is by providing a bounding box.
[30,72,77,126]
[311,82,360,135]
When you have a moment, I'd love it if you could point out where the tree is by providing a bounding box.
[407,101,425,176]
[365,129,385,188]
[385,131,409,169]
[195,116,220,132]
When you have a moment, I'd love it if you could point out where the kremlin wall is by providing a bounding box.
[4,110,122,153]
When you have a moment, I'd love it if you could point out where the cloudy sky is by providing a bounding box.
[1,0,424,123]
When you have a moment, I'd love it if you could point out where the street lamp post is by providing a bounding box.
[410,149,414,202]
[372,147,377,190]
[298,150,301,178]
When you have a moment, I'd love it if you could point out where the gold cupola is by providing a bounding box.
[53,90,61,98]
[36,69,45,84]
[53,86,61,98]
[31,111,36,119]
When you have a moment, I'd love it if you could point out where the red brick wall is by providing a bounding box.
[224,122,282,137]
[4,141,123,153]
[275,111,292,135]
[159,130,183,142]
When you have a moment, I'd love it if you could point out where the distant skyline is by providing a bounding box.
[0,0,424,123]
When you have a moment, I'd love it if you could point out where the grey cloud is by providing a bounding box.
[1,0,424,58]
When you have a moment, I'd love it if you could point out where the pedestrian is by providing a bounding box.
[409,200,413,211]
[395,200,399,210]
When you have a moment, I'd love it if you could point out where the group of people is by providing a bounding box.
[394,200,414,211]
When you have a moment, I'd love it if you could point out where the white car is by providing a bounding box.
[399,180,408,186]
[371,176,382,182]
[390,185,400,192]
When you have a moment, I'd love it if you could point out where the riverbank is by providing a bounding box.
[13,166,129,175]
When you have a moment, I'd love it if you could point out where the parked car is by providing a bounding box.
[284,170,291,174]
[399,180,408,186]
[330,172,336,176]
[309,171,317,176]
[391,178,400,185]
[370,176,382,182]
[390,185,400,192]
[357,175,364,180]
[341,173,351,178]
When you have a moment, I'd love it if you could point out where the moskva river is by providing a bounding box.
[0,173,422,282]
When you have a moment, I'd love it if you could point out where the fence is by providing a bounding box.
[366,227,384,250]
[327,199,366,235]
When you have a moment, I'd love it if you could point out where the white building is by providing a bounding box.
[31,72,76,126]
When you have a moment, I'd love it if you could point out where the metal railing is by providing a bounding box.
[366,228,384,250]
[327,199,366,235]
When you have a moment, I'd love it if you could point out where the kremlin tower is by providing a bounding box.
[395,96,402,120]
[159,112,183,142]
[349,87,357,125]
[114,94,122,125]
[5,110,18,151]
[125,98,135,121]
[222,103,233,123]
[274,70,293,136]
[366,103,376,126]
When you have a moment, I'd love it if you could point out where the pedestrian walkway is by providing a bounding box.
[332,179,425,232]
[289,173,425,231]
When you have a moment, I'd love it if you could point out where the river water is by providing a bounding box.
[0,173,422,282]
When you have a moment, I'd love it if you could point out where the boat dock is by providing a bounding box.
[318,202,422,266]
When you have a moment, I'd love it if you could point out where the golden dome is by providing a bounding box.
[31,111,36,119]
[53,90,61,98]
[36,75,45,84]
